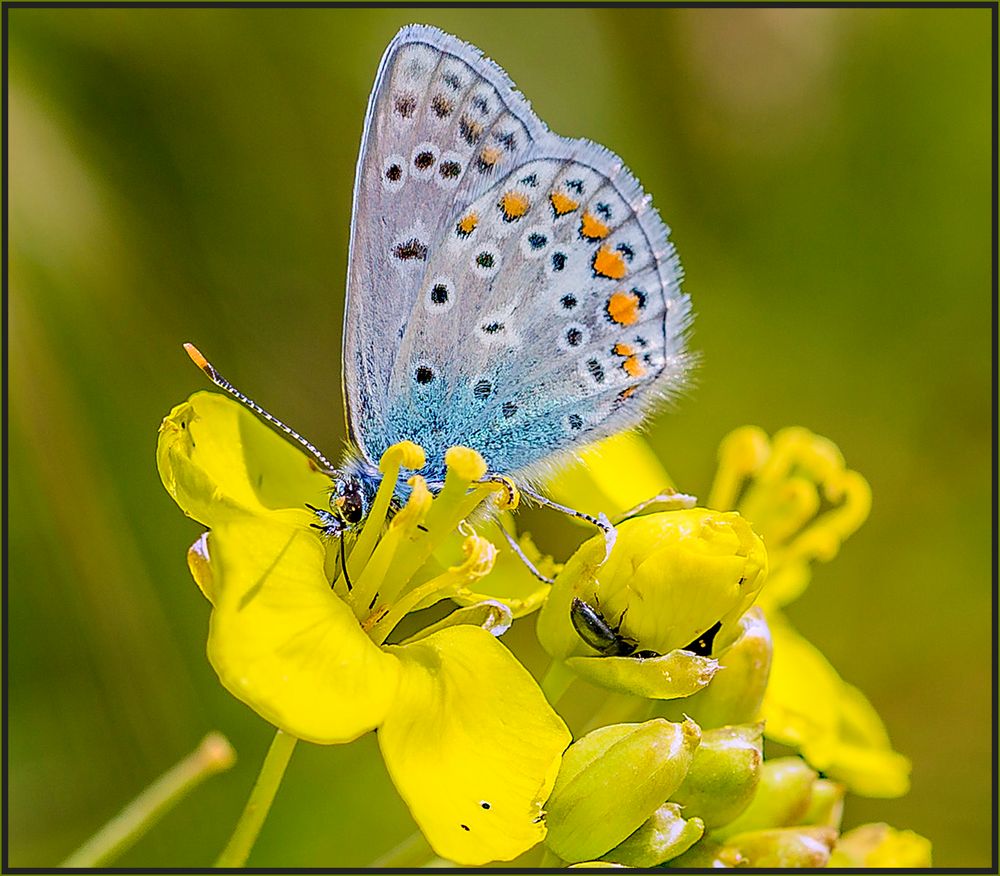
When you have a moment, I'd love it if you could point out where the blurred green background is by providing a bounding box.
[8,7,991,868]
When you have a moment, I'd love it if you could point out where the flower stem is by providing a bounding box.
[61,732,236,867]
[540,660,576,705]
[214,729,297,867]
[369,830,434,867]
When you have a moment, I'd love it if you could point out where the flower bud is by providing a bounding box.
[723,826,837,867]
[667,838,746,868]
[655,608,772,728]
[537,509,766,700]
[670,723,763,828]
[544,718,701,862]
[601,802,704,866]
[799,778,845,829]
[713,756,817,840]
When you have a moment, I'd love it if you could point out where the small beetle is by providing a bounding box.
[569,597,659,658]
[569,597,723,659]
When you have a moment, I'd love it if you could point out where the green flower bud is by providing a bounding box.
[601,802,704,866]
[828,823,933,867]
[545,718,701,862]
[723,826,837,867]
[655,608,772,728]
[799,778,845,829]
[667,837,746,868]
[713,756,817,840]
[670,723,763,828]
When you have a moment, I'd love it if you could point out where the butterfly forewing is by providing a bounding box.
[343,25,541,459]
[344,26,691,481]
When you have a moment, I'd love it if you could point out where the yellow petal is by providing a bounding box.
[380,626,571,865]
[760,613,911,797]
[546,432,673,519]
[654,608,772,729]
[157,392,331,528]
[206,515,400,744]
[829,823,933,867]
[399,601,513,644]
[187,532,215,604]
[566,650,719,700]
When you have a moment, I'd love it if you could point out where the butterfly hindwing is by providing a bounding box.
[345,26,691,482]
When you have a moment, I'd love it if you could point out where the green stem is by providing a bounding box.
[214,729,297,867]
[540,660,576,705]
[61,732,235,867]
[369,830,434,868]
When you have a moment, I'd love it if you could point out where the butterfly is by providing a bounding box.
[187,24,692,568]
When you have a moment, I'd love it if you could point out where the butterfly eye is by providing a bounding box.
[336,478,366,526]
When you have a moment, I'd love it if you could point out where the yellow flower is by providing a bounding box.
[547,426,910,799]
[828,822,933,867]
[157,391,570,866]
[537,506,767,700]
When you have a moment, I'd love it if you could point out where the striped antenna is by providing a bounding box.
[183,343,339,476]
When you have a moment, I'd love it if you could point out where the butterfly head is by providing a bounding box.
[330,474,367,529]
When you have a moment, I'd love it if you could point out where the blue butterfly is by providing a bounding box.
[188,25,692,572]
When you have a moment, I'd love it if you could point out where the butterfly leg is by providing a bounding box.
[612,488,698,524]
[519,487,617,560]
[494,523,554,585]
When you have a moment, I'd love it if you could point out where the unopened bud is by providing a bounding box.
[545,719,701,862]
[601,802,704,866]
[713,756,817,840]
[799,778,845,829]
[670,723,763,828]
[723,826,837,867]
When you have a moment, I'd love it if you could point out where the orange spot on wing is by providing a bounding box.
[618,385,638,400]
[500,191,530,221]
[622,355,646,378]
[550,191,579,216]
[457,212,479,236]
[593,246,627,280]
[613,342,634,357]
[479,146,502,166]
[606,290,641,325]
[580,212,610,240]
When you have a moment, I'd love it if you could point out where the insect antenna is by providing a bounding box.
[183,343,338,475]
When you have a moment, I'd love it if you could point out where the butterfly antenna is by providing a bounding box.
[183,343,338,475]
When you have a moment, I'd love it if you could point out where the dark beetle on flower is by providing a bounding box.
[570,597,722,659]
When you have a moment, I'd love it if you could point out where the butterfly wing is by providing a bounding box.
[344,26,691,481]
[343,25,544,463]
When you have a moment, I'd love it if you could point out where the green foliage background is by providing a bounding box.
[8,7,992,868]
